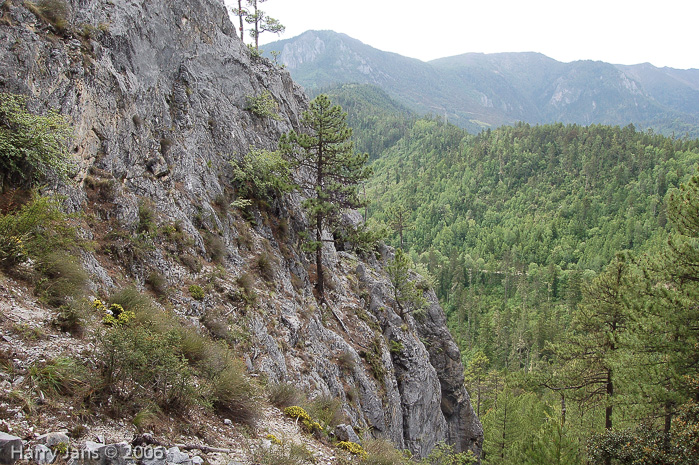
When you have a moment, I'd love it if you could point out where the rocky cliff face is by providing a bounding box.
[0,0,482,458]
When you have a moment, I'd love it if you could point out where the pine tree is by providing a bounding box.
[515,419,582,465]
[464,350,489,417]
[553,254,632,451]
[387,204,413,249]
[280,95,371,300]
[386,248,426,316]
[624,171,699,436]
[244,0,284,50]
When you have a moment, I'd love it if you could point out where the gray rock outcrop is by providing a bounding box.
[30,445,54,465]
[334,424,362,445]
[0,432,22,465]
[80,442,132,465]
[36,432,70,448]
[0,0,482,459]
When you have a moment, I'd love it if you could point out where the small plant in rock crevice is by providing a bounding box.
[35,252,88,308]
[283,405,322,434]
[231,147,292,202]
[188,284,205,301]
[0,92,72,189]
[94,299,135,326]
[304,395,345,430]
[0,194,79,271]
[267,382,304,409]
[245,91,280,120]
[389,340,404,355]
[255,251,276,281]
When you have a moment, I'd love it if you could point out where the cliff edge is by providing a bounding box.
[0,0,482,460]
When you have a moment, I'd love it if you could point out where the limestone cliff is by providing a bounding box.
[0,0,482,458]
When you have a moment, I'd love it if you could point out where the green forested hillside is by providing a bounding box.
[368,120,699,361]
[312,84,416,159]
[356,107,699,463]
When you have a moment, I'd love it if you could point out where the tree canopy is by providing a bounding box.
[280,94,371,299]
[342,101,699,462]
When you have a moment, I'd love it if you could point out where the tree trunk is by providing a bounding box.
[604,369,613,465]
[500,396,508,460]
[253,0,259,50]
[316,212,324,300]
[605,369,613,430]
[561,393,566,427]
[237,0,244,41]
[476,377,481,417]
[663,401,674,450]
[315,134,324,301]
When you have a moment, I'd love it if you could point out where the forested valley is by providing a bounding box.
[326,84,699,464]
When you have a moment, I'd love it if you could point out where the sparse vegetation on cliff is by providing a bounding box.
[0,0,483,462]
[0,93,72,189]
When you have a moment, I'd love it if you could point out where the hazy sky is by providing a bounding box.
[225,0,698,70]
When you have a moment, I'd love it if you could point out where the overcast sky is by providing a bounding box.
[224,0,698,70]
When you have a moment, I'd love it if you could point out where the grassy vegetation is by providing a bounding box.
[24,0,69,33]
[0,194,78,269]
[250,439,315,465]
[29,356,89,397]
[104,288,262,418]
[0,190,267,428]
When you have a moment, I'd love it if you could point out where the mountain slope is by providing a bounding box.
[265,31,454,119]
[0,0,481,461]
[264,31,699,136]
[365,118,699,366]
[319,83,416,158]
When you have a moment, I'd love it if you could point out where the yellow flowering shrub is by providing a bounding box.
[283,406,322,433]
[95,299,135,326]
[284,406,312,423]
[0,235,28,267]
[337,441,366,457]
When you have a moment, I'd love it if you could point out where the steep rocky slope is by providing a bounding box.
[0,0,482,461]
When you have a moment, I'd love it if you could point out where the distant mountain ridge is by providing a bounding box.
[264,30,699,136]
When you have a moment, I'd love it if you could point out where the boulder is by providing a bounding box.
[36,432,70,448]
[31,445,54,465]
[138,446,167,465]
[165,447,190,465]
[334,424,361,445]
[81,441,132,465]
[0,432,23,465]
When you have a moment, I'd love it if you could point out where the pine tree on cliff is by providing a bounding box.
[280,95,371,301]
[245,0,284,50]
[230,0,283,48]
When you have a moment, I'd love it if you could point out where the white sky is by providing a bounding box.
[224,0,699,70]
